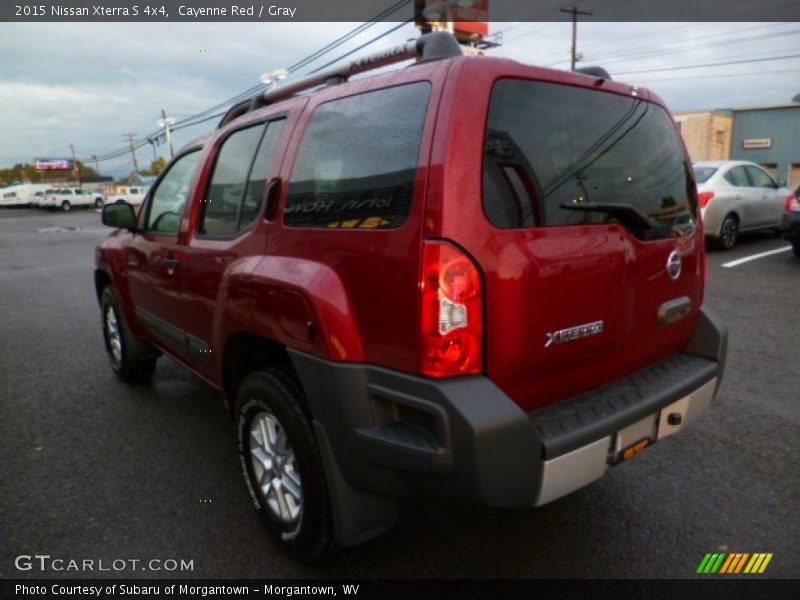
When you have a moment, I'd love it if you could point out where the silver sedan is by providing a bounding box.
[694,160,789,249]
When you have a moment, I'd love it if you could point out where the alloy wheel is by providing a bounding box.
[249,411,303,524]
[104,306,122,366]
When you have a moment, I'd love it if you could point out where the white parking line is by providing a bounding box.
[721,246,792,268]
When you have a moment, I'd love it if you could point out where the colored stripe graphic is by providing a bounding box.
[698,552,773,574]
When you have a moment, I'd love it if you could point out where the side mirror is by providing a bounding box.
[102,202,137,230]
[777,179,787,188]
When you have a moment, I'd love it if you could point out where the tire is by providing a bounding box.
[94,198,104,208]
[792,240,800,258]
[715,213,738,250]
[61,200,71,212]
[236,368,333,563]
[100,286,158,382]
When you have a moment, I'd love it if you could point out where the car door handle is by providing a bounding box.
[263,177,282,221]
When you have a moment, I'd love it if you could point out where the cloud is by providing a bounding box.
[0,21,798,176]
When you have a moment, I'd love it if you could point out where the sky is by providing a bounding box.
[1,20,798,178]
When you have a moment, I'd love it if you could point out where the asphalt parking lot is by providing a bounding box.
[0,208,798,579]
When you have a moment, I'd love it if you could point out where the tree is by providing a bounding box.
[141,157,167,176]
[793,92,800,104]
[0,161,99,186]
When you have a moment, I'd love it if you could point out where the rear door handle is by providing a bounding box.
[263,177,282,221]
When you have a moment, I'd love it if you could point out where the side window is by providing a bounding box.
[241,119,285,226]
[745,165,775,189]
[284,82,430,229]
[145,150,202,234]
[724,167,749,187]
[199,119,285,237]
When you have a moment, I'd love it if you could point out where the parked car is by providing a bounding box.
[39,188,105,211]
[95,32,727,562]
[781,186,800,257]
[694,160,789,249]
[112,186,149,206]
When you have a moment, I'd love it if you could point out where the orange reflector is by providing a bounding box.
[623,438,651,460]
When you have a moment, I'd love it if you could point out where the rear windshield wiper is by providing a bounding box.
[559,202,655,232]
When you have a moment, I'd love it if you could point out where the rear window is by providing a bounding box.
[693,166,717,183]
[284,82,430,229]
[484,79,696,239]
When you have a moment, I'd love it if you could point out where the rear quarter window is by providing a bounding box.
[284,82,430,229]
[693,166,717,183]
[483,79,697,239]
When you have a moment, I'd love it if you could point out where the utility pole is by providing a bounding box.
[160,110,175,158]
[69,143,81,187]
[125,133,140,173]
[91,154,100,174]
[561,4,593,71]
[147,138,158,167]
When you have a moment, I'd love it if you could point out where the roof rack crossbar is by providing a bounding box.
[218,32,461,129]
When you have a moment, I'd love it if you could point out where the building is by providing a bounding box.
[105,173,157,196]
[674,103,800,189]
[673,110,732,162]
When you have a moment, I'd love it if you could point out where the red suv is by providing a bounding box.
[95,33,727,561]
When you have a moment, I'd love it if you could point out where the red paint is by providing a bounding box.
[96,53,704,412]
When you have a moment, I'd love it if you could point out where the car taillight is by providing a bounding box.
[419,240,483,378]
[698,191,715,208]
[785,194,800,212]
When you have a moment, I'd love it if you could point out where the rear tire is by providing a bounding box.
[715,214,738,250]
[236,368,333,563]
[94,198,104,208]
[100,286,157,382]
[61,200,71,212]
[792,240,800,258]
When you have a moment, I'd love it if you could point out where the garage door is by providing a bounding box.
[790,164,800,190]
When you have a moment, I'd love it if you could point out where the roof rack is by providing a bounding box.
[218,31,462,129]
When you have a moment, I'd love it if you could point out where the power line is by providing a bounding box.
[80,1,413,164]
[614,52,800,76]
[309,20,414,74]
[625,67,800,84]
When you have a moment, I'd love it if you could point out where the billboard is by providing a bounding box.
[35,158,72,170]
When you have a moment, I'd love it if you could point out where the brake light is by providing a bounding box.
[420,240,483,378]
[785,194,800,212]
[698,191,715,208]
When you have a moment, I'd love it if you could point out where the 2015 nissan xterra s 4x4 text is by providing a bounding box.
[95,33,727,562]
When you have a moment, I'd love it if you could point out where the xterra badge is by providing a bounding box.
[545,321,604,348]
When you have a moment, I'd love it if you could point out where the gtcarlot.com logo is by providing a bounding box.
[696,552,773,574]
[14,554,194,573]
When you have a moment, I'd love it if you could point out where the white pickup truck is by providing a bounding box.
[39,188,105,211]
[110,186,149,206]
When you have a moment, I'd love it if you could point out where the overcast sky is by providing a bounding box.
[1,20,798,177]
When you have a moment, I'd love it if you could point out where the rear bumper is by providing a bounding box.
[290,306,727,538]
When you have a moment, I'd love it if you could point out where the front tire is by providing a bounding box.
[61,200,71,212]
[715,213,738,249]
[100,286,157,382]
[94,198,104,208]
[792,240,800,258]
[236,368,333,563]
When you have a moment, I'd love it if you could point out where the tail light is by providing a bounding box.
[419,240,483,378]
[785,194,800,212]
[698,191,715,209]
